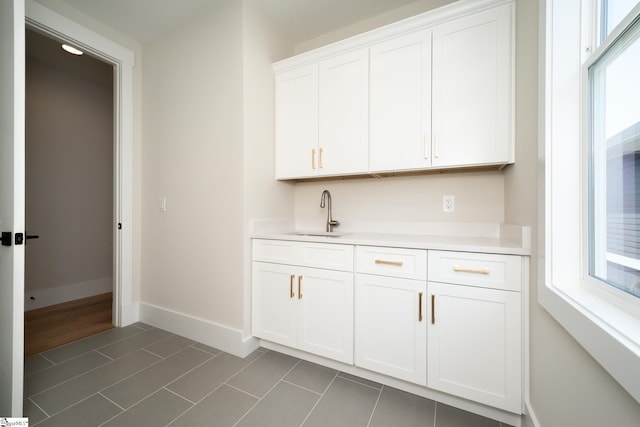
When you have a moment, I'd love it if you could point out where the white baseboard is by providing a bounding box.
[119,302,139,327]
[523,400,541,427]
[25,277,112,311]
[139,302,259,358]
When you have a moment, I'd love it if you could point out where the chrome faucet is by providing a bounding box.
[320,190,340,232]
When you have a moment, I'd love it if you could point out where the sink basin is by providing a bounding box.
[287,231,351,238]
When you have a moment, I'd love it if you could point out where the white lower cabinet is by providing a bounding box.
[427,250,523,413]
[252,240,354,364]
[252,240,525,415]
[354,246,427,386]
[355,273,427,385]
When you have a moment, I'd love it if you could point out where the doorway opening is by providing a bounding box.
[24,28,115,356]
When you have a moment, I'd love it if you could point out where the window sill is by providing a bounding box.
[538,280,640,402]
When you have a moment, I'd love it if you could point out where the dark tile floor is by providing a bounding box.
[24,323,511,426]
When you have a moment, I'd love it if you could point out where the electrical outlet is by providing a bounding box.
[443,195,455,213]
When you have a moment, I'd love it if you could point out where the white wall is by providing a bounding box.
[141,0,246,329]
[293,173,504,228]
[242,1,295,335]
[25,41,113,309]
[503,0,640,425]
[505,0,640,425]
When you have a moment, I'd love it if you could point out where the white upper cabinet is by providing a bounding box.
[369,30,432,172]
[275,65,318,179]
[275,50,369,179]
[431,4,513,167]
[319,50,369,176]
[274,0,515,179]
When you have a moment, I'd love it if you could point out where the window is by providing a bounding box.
[541,0,640,403]
[588,10,640,299]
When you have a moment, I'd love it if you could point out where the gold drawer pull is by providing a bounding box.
[298,275,303,300]
[319,147,324,169]
[290,274,295,298]
[311,149,316,170]
[418,292,423,322]
[375,259,403,267]
[453,266,490,275]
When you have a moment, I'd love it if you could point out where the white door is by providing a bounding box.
[369,30,432,172]
[427,281,521,413]
[431,5,512,167]
[274,64,319,179]
[297,267,353,364]
[0,0,25,416]
[252,262,298,347]
[355,274,426,386]
[318,49,369,176]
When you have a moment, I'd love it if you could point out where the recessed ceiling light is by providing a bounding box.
[62,44,83,55]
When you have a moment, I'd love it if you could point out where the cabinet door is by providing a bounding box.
[369,30,432,172]
[427,281,521,413]
[297,267,354,364]
[355,274,426,385]
[275,64,319,179]
[252,262,298,347]
[319,50,369,176]
[431,4,513,167]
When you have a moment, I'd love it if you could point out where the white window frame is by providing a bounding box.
[540,0,640,403]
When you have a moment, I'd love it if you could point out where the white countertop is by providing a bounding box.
[251,221,531,256]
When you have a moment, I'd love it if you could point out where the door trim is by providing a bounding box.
[25,0,134,327]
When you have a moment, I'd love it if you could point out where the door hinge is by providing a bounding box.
[118,222,122,230]
[15,233,24,245]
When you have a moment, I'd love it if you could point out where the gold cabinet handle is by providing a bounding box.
[453,266,490,275]
[290,274,295,298]
[298,275,303,300]
[374,259,403,267]
[431,294,435,324]
[311,149,316,170]
[418,292,423,322]
[319,147,324,169]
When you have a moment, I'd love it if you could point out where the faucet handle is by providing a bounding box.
[328,219,340,227]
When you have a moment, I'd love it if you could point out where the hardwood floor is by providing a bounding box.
[24,292,114,357]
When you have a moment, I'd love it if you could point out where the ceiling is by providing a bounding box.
[35,0,429,45]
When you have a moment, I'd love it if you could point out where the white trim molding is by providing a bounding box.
[539,0,640,403]
[139,303,260,358]
[25,0,135,328]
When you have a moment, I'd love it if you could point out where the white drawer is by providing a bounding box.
[299,242,354,272]
[356,246,427,280]
[428,250,522,291]
[253,239,354,271]
[253,239,298,264]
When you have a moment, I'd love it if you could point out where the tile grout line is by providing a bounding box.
[32,348,168,418]
[433,401,438,427]
[279,379,323,396]
[37,325,148,365]
[96,391,129,427]
[26,352,112,399]
[336,373,382,391]
[104,347,217,412]
[231,358,303,427]
[366,384,384,427]
[26,396,50,420]
[298,371,340,427]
